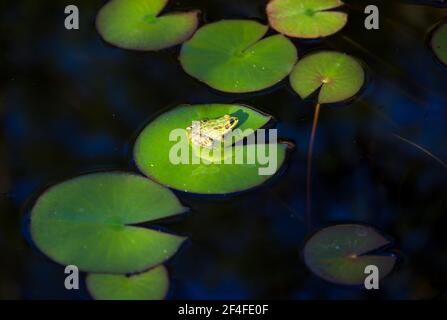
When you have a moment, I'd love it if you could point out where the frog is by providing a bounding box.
[186,114,239,149]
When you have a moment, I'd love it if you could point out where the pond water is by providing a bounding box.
[1,0,447,299]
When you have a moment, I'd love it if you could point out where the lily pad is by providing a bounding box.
[303,224,396,285]
[87,265,169,300]
[179,20,298,93]
[96,0,199,51]
[30,172,187,274]
[267,0,348,39]
[290,51,365,104]
[430,20,447,66]
[134,104,290,194]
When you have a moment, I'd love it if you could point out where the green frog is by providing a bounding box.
[186,114,239,149]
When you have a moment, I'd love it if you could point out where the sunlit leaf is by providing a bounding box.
[267,0,347,38]
[134,104,291,194]
[87,265,169,300]
[96,0,199,51]
[180,20,297,93]
[290,51,365,104]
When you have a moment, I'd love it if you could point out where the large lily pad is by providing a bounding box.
[408,0,447,7]
[290,51,365,104]
[267,0,348,39]
[179,20,298,93]
[303,224,396,285]
[30,172,187,274]
[87,265,169,300]
[96,0,199,51]
[134,104,290,194]
[430,20,447,67]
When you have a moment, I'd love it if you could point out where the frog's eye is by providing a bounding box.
[229,118,236,125]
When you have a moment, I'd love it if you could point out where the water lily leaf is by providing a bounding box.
[96,0,199,51]
[87,265,169,300]
[430,20,447,66]
[267,0,348,39]
[290,51,365,104]
[180,20,298,93]
[30,172,187,274]
[134,104,290,194]
[303,224,396,285]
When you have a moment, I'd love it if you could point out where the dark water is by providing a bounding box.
[1,0,447,299]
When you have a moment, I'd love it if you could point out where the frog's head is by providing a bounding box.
[223,114,239,130]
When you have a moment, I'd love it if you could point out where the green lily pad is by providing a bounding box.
[430,20,447,66]
[134,104,290,194]
[87,265,169,300]
[290,51,365,104]
[30,172,187,274]
[303,224,396,285]
[267,0,348,39]
[179,20,298,93]
[96,0,199,51]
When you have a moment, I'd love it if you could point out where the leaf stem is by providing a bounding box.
[393,133,447,170]
[306,103,321,229]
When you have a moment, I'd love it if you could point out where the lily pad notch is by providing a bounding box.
[180,20,298,93]
[303,224,397,285]
[429,20,447,67]
[96,0,200,51]
[267,0,348,39]
[289,51,365,226]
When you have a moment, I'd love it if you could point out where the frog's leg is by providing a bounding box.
[200,136,214,149]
